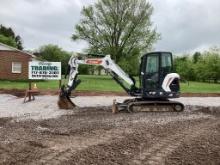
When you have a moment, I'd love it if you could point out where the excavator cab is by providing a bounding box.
[139,52,180,98]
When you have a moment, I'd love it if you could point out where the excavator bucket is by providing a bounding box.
[57,86,76,109]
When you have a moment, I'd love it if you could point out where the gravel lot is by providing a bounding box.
[0,94,219,164]
[0,94,219,120]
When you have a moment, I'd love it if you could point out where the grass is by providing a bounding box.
[181,81,220,93]
[0,75,219,93]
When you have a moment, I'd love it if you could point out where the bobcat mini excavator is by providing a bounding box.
[58,52,184,112]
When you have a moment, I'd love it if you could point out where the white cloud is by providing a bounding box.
[150,0,220,54]
[0,0,94,51]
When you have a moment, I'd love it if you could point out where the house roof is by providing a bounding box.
[0,42,36,58]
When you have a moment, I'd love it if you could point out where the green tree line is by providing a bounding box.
[36,44,220,84]
[174,48,220,83]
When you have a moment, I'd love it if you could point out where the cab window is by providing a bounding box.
[146,55,159,73]
[161,53,172,68]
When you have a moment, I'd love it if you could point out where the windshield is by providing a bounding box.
[146,55,159,73]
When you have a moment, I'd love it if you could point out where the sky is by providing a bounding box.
[0,0,220,54]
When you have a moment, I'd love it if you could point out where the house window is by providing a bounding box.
[12,62,22,73]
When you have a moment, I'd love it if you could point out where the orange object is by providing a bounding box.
[33,83,38,90]
[85,59,102,65]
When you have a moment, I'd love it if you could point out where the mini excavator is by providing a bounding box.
[58,52,184,112]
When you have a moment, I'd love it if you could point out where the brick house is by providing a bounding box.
[0,42,36,80]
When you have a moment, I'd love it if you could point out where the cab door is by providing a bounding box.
[142,53,160,91]
[160,52,172,79]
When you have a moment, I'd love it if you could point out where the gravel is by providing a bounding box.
[0,94,219,120]
[0,94,219,164]
[0,94,72,120]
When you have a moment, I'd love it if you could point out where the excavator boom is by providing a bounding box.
[58,53,136,109]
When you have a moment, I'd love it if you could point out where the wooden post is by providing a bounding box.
[59,80,62,89]
[112,99,118,114]
[28,80,31,101]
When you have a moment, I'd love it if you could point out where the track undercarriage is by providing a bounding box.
[114,98,184,113]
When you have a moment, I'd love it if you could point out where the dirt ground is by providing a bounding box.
[0,106,219,165]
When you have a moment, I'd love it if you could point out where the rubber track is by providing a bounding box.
[127,100,184,112]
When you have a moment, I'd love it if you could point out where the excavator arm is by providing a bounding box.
[58,53,137,109]
[66,53,136,94]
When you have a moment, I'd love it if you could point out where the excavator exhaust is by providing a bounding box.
[57,86,76,109]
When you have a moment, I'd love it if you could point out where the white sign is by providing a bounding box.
[29,61,61,80]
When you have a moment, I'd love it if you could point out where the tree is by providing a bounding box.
[15,35,23,50]
[0,34,17,47]
[195,49,220,83]
[192,51,201,63]
[72,0,159,74]
[118,47,140,75]
[0,25,23,50]
[37,44,71,74]
[173,48,220,83]
[173,56,195,81]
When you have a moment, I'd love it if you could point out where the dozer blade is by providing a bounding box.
[112,99,118,113]
[57,86,76,109]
